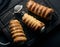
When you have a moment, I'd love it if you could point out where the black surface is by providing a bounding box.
[0,0,60,47]
[0,0,10,13]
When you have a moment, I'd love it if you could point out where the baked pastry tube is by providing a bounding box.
[22,13,45,31]
[26,0,54,20]
[9,19,27,43]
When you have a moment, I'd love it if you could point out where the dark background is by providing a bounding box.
[0,0,60,47]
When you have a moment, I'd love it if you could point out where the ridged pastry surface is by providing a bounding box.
[26,0,54,20]
[9,19,27,43]
[22,13,45,31]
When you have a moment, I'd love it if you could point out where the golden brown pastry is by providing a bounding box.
[22,13,45,31]
[26,0,54,20]
[9,19,27,43]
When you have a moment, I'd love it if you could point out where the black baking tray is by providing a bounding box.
[0,0,60,47]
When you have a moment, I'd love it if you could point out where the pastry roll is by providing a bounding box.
[26,0,54,20]
[9,19,27,43]
[22,13,45,31]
